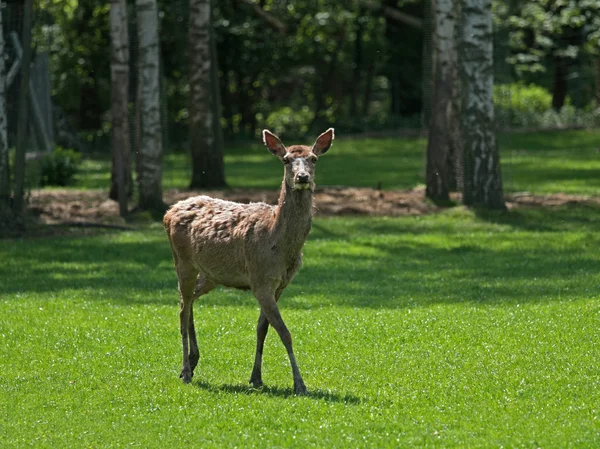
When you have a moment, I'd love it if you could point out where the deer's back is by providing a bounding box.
[164,195,277,288]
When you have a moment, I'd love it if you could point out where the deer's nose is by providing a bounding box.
[297,173,310,183]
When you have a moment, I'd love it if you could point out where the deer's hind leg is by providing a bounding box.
[176,255,215,384]
[188,276,216,375]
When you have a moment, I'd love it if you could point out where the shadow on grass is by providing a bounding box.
[194,381,362,404]
[1,204,599,308]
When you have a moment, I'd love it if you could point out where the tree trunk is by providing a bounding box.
[460,0,505,210]
[426,0,460,203]
[350,8,365,117]
[596,56,600,106]
[189,0,227,188]
[109,0,132,216]
[135,0,165,213]
[0,8,12,228]
[552,56,568,110]
[13,0,34,218]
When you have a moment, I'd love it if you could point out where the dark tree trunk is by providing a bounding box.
[12,0,33,218]
[552,57,568,110]
[350,9,365,117]
[109,0,133,215]
[189,0,226,188]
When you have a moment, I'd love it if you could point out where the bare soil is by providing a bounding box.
[28,187,600,228]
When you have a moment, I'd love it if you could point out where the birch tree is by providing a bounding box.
[188,0,226,188]
[136,0,164,212]
[426,0,461,202]
[109,0,132,216]
[460,0,505,210]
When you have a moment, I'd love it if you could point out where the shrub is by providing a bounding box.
[40,147,81,187]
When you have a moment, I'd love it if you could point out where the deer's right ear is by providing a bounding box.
[262,130,287,157]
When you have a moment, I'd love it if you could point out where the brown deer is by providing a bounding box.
[163,128,334,395]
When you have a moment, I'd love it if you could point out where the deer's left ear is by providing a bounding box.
[262,130,287,157]
[312,128,335,156]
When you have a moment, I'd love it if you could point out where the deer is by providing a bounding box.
[163,128,335,395]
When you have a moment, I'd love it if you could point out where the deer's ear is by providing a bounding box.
[312,128,335,156]
[262,130,287,157]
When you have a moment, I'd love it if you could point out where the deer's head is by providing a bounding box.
[262,128,335,191]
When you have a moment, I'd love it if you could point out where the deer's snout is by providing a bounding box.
[296,173,310,183]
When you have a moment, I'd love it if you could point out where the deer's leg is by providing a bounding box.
[253,287,307,395]
[188,277,216,374]
[249,311,269,388]
[249,288,283,388]
[176,264,199,384]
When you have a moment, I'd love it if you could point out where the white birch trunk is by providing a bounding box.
[460,0,505,209]
[109,0,132,215]
[135,0,164,211]
[426,0,460,202]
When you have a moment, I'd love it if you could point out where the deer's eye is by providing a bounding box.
[282,156,292,164]
[308,155,318,163]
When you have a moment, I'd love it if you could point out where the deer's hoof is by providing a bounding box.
[294,383,308,396]
[249,378,263,389]
[180,370,192,384]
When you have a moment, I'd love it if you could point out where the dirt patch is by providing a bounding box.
[27,186,600,228]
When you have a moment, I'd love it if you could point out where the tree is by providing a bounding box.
[505,0,600,110]
[188,0,226,188]
[0,4,10,226]
[135,0,165,213]
[109,0,132,217]
[460,0,505,210]
[426,0,460,203]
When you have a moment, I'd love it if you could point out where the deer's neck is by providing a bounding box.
[273,179,313,251]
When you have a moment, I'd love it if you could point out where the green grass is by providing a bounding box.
[73,129,600,195]
[2,207,600,448]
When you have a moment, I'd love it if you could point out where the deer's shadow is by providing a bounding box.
[194,380,362,404]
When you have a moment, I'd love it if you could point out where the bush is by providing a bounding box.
[40,147,81,187]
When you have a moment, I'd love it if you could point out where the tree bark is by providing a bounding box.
[552,56,568,110]
[0,8,12,227]
[426,0,460,203]
[109,0,132,216]
[189,0,227,188]
[596,56,600,106]
[460,0,505,210]
[13,0,34,218]
[135,0,165,212]
[350,9,365,118]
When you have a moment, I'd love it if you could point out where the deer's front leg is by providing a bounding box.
[249,311,269,388]
[253,286,307,395]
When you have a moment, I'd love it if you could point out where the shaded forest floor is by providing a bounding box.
[29,187,600,227]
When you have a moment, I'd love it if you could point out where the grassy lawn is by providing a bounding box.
[2,130,599,447]
[1,206,600,447]
[74,129,600,195]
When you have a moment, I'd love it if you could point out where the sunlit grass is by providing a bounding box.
[74,129,600,195]
[1,207,599,447]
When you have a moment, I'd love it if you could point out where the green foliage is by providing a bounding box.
[263,106,313,139]
[494,83,600,128]
[1,206,600,447]
[494,83,554,114]
[40,147,81,187]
